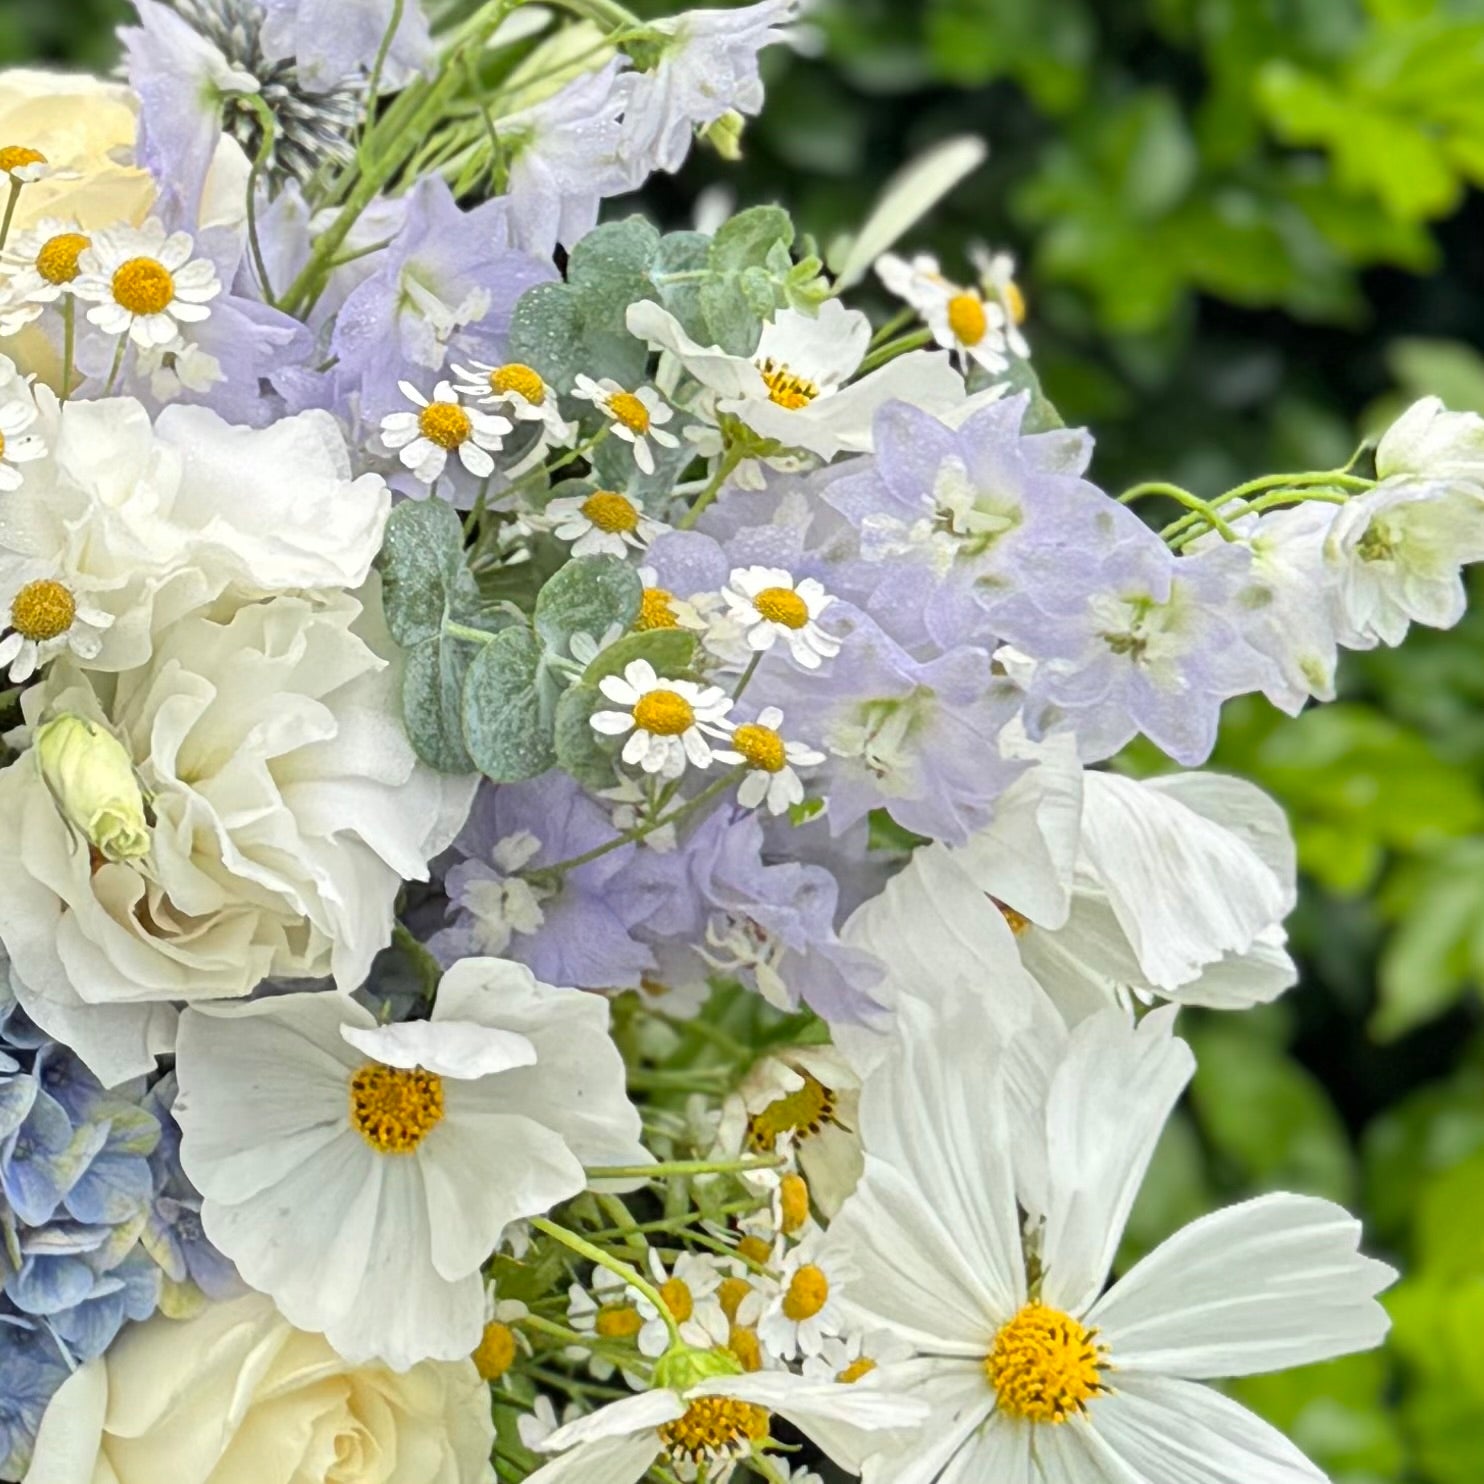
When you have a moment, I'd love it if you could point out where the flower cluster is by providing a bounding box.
[0,2,1474,1482]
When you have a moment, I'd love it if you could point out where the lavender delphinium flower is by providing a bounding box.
[259,0,434,93]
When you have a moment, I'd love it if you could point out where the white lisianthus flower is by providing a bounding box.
[174,958,651,1370]
[0,583,473,1086]
[0,357,46,488]
[626,297,968,460]
[818,991,1396,1484]
[0,394,392,672]
[24,1293,496,1484]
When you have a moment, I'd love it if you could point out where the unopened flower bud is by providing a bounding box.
[34,714,151,862]
[702,110,747,162]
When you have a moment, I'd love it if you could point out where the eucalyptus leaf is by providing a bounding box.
[553,682,620,789]
[533,556,642,653]
[581,629,698,684]
[402,635,477,774]
[462,627,558,783]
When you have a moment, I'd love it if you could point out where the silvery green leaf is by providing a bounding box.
[553,683,619,790]
[403,634,477,774]
[462,627,558,783]
[581,629,698,684]
[533,557,642,654]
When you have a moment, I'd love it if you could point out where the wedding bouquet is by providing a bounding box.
[1,3,1479,1481]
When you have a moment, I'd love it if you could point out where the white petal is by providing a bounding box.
[544,1390,684,1451]
[341,1018,537,1080]
[527,1432,664,1484]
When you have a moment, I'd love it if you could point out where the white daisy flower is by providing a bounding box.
[819,992,1397,1484]
[174,957,651,1370]
[573,374,680,475]
[590,658,734,779]
[546,488,667,559]
[0,218,90,334]
[0,378,46,491]
[71,220,221,348]
[566,1269,651,1388]
[380,379,512,483]
[633,1250,729,1358]
[714,705,825,816]
[721,566,842,670]
[0,144,78,186]
[756,1237,849,1361]
[877,250,1011,375]
[800,1329,915,1387]
[970,244,1031,358]
[473,1291,531,1383]
[452,358,575,446]
[636,565,707,633]
[0,568,114,682]
[519,1395,584,1452]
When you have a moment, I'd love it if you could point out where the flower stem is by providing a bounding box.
[856,327,933,375]
[731,653,762,701]
[679,443,746,531]
[0,180,21,252]
[584,1156,786,1181]
[60,297,75,402]
[530,1216,681,1346]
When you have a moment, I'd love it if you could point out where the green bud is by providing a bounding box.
[702,111,747,162]
[653,1343,744,1393]
[34,715,151,862]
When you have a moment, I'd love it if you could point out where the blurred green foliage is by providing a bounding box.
[10,1,1484,1478]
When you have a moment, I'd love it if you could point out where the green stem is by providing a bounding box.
[60,297,75,403]
[585,1156,785,1181]
[1157,469,1375,543]
[103,335,128,396]
[1119,482,1239,542]
[530,1217,681,1346]
[856,327,933,376]
[868,306,914,349]
[393,922,442,998]
[443,618,502,644]
[679,443,746,531]
[731,653,762,701]
[0,180,21,252]
[240,94,279,304]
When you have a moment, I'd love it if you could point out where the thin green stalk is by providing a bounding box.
[531,1217,681,1346]
[0,179,22,252]
[585,1156,785,1181]
[241,94,279,304]
[731,653,762,701]
[60,297,75,402]
[679,443,746,531]
[856,327,933,376]
[443,618,502,645]
[868,306,914,349]
[102,334,128,396]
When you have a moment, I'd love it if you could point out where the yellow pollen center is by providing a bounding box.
[0,431,6,461]
[758,358,820,410]
[753,586,809,629]
[111,257,176,316]
[348,1063,445,1154]
[659,1396,770,1464]
[608,390,651,434]
[660,1277,695,1324]
[994,899,1032,936]
[718,1276,752,1321]
[472,1321,518,1380]
[637,586,680,631]
[581,490,641,534]
[10,579,77,642]
[748,1071,836,1148]
[947,292,989,346]
[1003,279,1028,325]
[491,362,546,405]
[838,1356,877,1384]
[37,232,90,286]
[735,1235,773,1267]
[0,145,46,175]
[418,401,473,449]
[728,1324,763,1372]
[633,689,696,737]
[986,1303,1105,1424]
[594,1303,643,1340]
[778,1173,810,1235]
[782,1264,829,1322]
[731,723,788,775]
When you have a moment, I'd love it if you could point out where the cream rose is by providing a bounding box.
[24,1293,496,1484]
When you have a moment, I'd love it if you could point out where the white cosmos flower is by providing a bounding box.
[819,990,1397,1484]
[591,659,734,779]
[0,368,46,490]
[0,217,90,334]
[573,375,680,475]
[380,378,512,483]
[756,1236,850,1361]
[721,566,841,670]
[546,488,667,558]
[876,251,1010,375]
[0,563,114,681]
[626,297,968,460]
[175,957,650,1370]
[714,704,826,816]
[71,219,221,348]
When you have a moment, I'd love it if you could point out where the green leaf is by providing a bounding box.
[402,635,476,774]
[566,216,664,333]
[552,682,619,789]
[506,283,587,392]
[581,628,698,684]
[708,205,795,275]
[533,556,642,654]
[462,627,558,783]
[378,498,477,648]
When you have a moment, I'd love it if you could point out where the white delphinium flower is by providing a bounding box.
[573,374,680,475]
[380,379,512,483]
[175,957,651,1369]
[71,219,222,347]
[756,1236,850,1361]
[453,829,551,957]
[721,567,842,669]
[876,251,1010,375]
[818,990,1396,1484]
[634,1251,729,1358]
[970,244,1030,358]
[591,658,734,779]
[0,366,47,489]
[714,705,826,816]
[0,565,114,681]
[626,297,967,460]
[546,488,666,558]
[0,217,90,333]
[452,357,575,449]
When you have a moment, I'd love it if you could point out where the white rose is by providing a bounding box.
[0,582,475,1086]
[24,1293,495,1484]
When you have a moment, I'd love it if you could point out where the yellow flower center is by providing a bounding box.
[995,899,1032,936]
[660,1276,695,1324]
[0,431,7,461]
[637,586,680,631]
[752,586,809,629]
[778,1173,810,1235]
[111,257,176,316]
[729,1325,763,1372]
[1003,279,1028,326]
[418,401,473,450]
[0,145,46,176]
[608,390,651,434]
[731,723,788,775]
[838,1356,877,1384]
[748,1071,836,1148]
[490,362,546,405]
[10,579,77,642]
[348,1063,445,1155]
[985,1302,1106,1424]
[659,1396,770,1465]
[580,490,641,534]
[633,688,696,737]
[947,292,989,347]
[472,1321,518,1380]
[735,1235,772,1267]
[37,231,90,286]
[781,1263,829,1322]
[758,358,820,410]
[595,1303,643,1340]
[718,1276,752,1321]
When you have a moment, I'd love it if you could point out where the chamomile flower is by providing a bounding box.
[971,243,1031,358]
[566,1269,650,1387]
[0,381,46,491]
[547,489,667,559]
[721,567,842,669]
[591,659,734,779]
[876,250,1010,374]
[453,359,574,446]
[757,1237,850,1361]
[380,379,512,483]
[0,569,114,682]
[71,221,221,348]
[636,566,706,633]
[0,144,77,186]
[800,1329,914,1387]
[573,374,680,475]
[0,218,90,333]
[634,1250,729,1357]
[714,706,825,815]
[472,1291,531,1383]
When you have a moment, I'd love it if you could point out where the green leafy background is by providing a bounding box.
[13,1,1484,1475]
